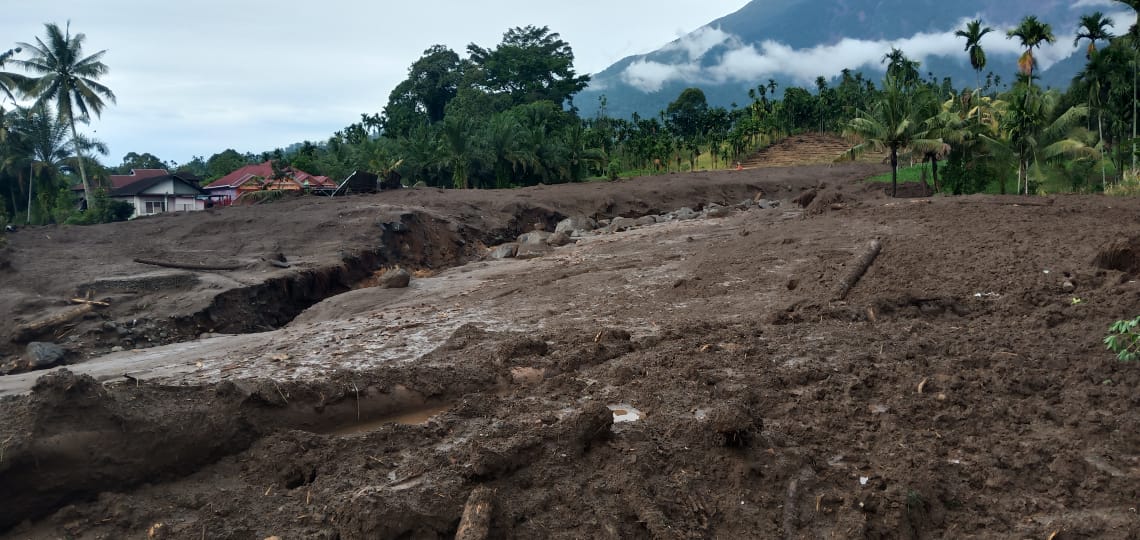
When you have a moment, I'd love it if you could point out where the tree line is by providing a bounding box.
[1,7,1137,226]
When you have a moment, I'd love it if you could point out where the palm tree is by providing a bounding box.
[14,22,116,210]
[0,47,24,104]
[1006,16,1056,94]
[563,123,606,182]
[435,116,478,189]
[482,113,532,188]
[1075,12,1115,59]
[841,76,942,197]
[13,104,69,221]
[984,87,1092,194]
[881,48,921,87]
[956,20,993,94]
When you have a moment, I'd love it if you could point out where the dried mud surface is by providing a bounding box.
[2,164,1139,539]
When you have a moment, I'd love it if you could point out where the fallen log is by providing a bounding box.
[455,486,494,540]
[133,258,240,271]
[834,239,882,301]
[13,304,94,342]
[69,298,110,307]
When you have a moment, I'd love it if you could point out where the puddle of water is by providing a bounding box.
[330,402,452,435]
[608,403,643,423]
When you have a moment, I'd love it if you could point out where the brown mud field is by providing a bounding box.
[0,163,1138,539]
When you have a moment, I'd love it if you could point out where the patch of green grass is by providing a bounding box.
[865,163,931,184]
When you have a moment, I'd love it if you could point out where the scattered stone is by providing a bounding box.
[704,204,733,218]
[674,207,699,221]
[489,243,518,259]
[378,268,411,289]
[517,231,553,245]
[608,217,638,233]
[25,342,67,369]
[1061,280,1075,293]
[756,199,779,210]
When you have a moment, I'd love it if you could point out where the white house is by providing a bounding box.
[109,173,207,218]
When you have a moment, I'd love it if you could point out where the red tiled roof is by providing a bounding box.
[203,161,331,190]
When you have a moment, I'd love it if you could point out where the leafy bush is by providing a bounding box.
[1105,169,1140,197]
[1104,316,1140,362]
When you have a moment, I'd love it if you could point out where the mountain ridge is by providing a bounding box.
[577,0,1126,118]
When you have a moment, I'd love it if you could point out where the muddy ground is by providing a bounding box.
[1,163,1138,539]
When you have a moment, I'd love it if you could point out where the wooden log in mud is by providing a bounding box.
[455,486,494,540]
[13,304,94,342]
[834,239,882,300]
[133,258,240,271]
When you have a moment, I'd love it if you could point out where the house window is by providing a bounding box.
[145,201,166,214]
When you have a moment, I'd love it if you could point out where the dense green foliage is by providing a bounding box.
[1104,316,1140,362]
[1,8,1136,225]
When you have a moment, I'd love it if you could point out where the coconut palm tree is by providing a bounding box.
[955,20,993,94]
[0,47,24,104]
[14,22,116,210]
[841,76,943,197]
[1006,16,1056,94]
[984,87,1092,194]
[1075,12,1115,59]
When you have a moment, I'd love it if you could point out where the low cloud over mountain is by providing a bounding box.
[580,0,1133,117]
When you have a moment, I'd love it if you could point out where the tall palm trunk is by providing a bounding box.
[69,119,93,209]
[1099,110,1107,189]
[890,146,898,197]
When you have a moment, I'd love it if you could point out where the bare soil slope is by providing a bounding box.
[1,163,1138,539]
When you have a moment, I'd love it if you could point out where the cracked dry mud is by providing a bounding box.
[1,163,1139,539]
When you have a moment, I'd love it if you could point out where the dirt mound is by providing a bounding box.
[3,164,1140,538]
[741,132,884,168]
[1093,236,1140,274]
[804,189,845,215]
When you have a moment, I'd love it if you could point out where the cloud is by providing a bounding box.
[661,26,738,60]
[619,12,1138,93]
[1072,0,1118,8]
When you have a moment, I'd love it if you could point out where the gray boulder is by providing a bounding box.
[378,268,411,289]
[704,204,734,218]
[608,217,638,233]
[516,243,553,259]
[546,232,572,247]
[673,207,699,221]
[555,216,598,235]
[517,231,553,245]
[489,243,519,259]
[26,342,66,369]
[635,216,657,227]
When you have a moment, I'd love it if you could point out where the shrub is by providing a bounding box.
[1104,316,1140,362]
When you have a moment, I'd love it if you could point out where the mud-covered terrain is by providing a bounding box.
[1,163,1138,539]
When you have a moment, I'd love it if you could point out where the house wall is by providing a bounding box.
[121,179,207,218]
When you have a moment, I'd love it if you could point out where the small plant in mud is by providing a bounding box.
[1104,316,1140,362]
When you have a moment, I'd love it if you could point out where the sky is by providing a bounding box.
[0,0,750,166]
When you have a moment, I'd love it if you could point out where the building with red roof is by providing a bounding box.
[202,161,336,204]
